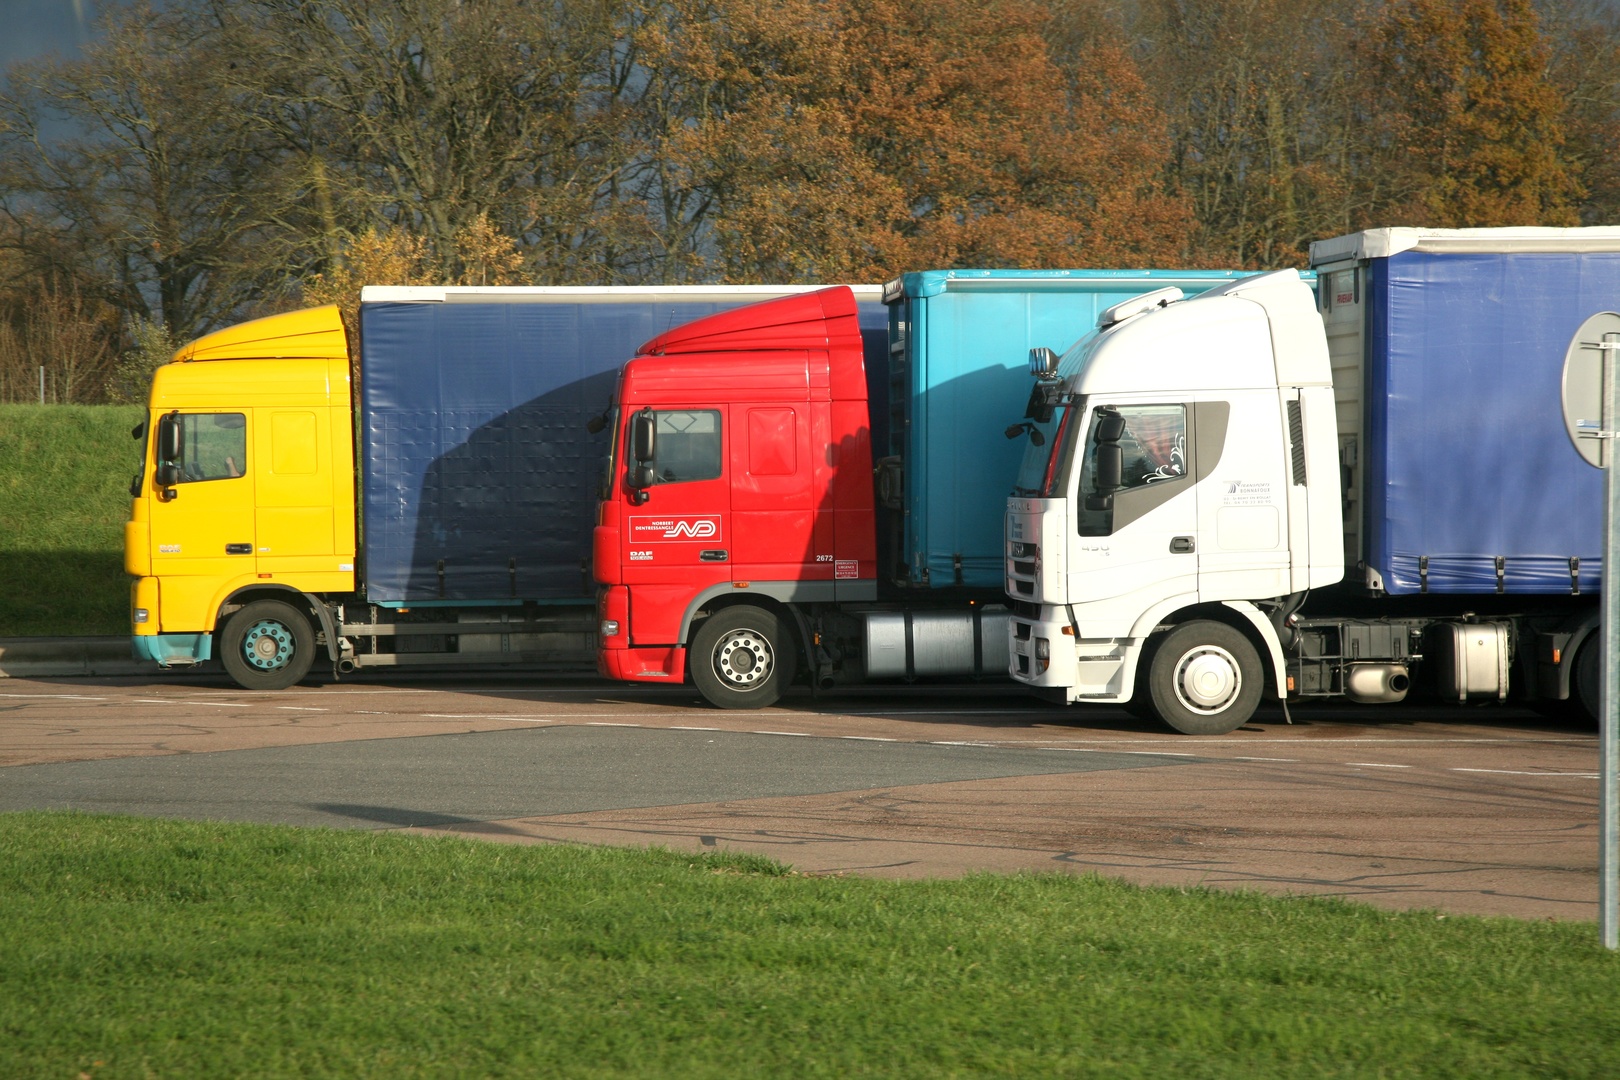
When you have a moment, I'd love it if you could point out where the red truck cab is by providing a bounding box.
[593,286,878,706]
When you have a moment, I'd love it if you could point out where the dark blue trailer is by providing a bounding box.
[1307,228,1620,714]
[356,286,887,608]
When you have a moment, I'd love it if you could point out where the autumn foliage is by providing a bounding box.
[0,0,1616,399]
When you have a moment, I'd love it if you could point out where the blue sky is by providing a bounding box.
[1,0,92,74]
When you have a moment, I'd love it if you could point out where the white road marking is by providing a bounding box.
[131,698,250,708]
[1345,762,1412,769]
[755,730,813,737]
[423,713,554,722]
[1451,768,1599,778]
[0,693,110,700]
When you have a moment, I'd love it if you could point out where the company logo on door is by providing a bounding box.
[630,515,722,542]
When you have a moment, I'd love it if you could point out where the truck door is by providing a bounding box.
[730,403,819,582]
[148,411,256,628]
[622,406,732,641]
[253,407,337,575]
[1193,391,1291,601]
[1067,402,1200,635]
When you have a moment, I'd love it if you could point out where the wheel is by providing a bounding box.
[1146,620,1263,735]
[1573,633,1602,727]
[689,605,796,709]
[219,599,316,690]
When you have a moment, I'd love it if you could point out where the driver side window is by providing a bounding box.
[172,413,247,483]
[646,409,721,484]
[1077,404,1187,536]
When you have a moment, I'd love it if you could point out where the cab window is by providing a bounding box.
[1077,404,1187,535]
[646,409,721,484]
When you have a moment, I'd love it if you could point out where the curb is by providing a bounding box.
[0,637,152,678]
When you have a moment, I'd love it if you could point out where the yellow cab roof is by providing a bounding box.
[174,305,347,363]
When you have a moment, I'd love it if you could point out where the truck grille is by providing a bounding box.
[1006,538,1038,598]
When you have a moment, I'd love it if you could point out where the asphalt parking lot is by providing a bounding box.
[0,671,1603,921]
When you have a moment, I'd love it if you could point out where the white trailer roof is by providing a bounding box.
[359,284,883,304]
[1310,227,1620,267]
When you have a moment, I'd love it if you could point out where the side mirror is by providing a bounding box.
[154,414,182,499]
[627,410,657,504]
[1004,422,1045,447]
[1021,383,1055,425]
[1085,410,1125,511]
[631,408,656,464]
[1095,411,1126,443]
[157,413,181,463]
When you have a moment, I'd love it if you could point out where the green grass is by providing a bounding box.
[3,812,1618,1078]
[0,404,142,636]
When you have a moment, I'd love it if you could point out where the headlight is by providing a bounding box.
[599,619,621,638]
[1035,637,1049,674]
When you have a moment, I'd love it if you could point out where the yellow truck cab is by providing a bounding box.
[126,305,356,688]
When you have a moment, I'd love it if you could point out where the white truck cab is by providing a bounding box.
[1005,270,1344,733]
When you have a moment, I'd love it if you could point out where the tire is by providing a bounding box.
[1573,633,1602,727]
[1146,620,1263,735]
[689,605,796,709]
[219,599,316,691]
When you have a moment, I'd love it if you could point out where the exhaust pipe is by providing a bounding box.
[1344,663,1410,704]
[337,659,356,674]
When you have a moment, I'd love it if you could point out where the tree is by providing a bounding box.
[226,0,684,287]
[0,1,293,342]
[1124,0,1371,267]
[1535,0,1620,225]
[1356,0,1580,227]
[657,0,1192,281]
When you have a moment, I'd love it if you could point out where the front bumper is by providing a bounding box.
[597,644,686,683]
[131,633,213,667]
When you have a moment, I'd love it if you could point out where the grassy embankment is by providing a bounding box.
[0,404,143,636]
[3,811,1619,1078]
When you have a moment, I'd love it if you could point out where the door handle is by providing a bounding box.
[1169,536,1195,554]
[700,550,728,562]
[226,543,253,555]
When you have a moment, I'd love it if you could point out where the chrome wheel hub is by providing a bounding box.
[714,629,773,687]
[1174,645,1241,714]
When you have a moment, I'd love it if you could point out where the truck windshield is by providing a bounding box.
[1011,328,1099,497]
[1013,399,1082,497]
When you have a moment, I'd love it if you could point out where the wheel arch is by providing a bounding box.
[218,585,338,662]
[680,585,816,682]
[1557,610,1603,701]
[1134,600,1285,700]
